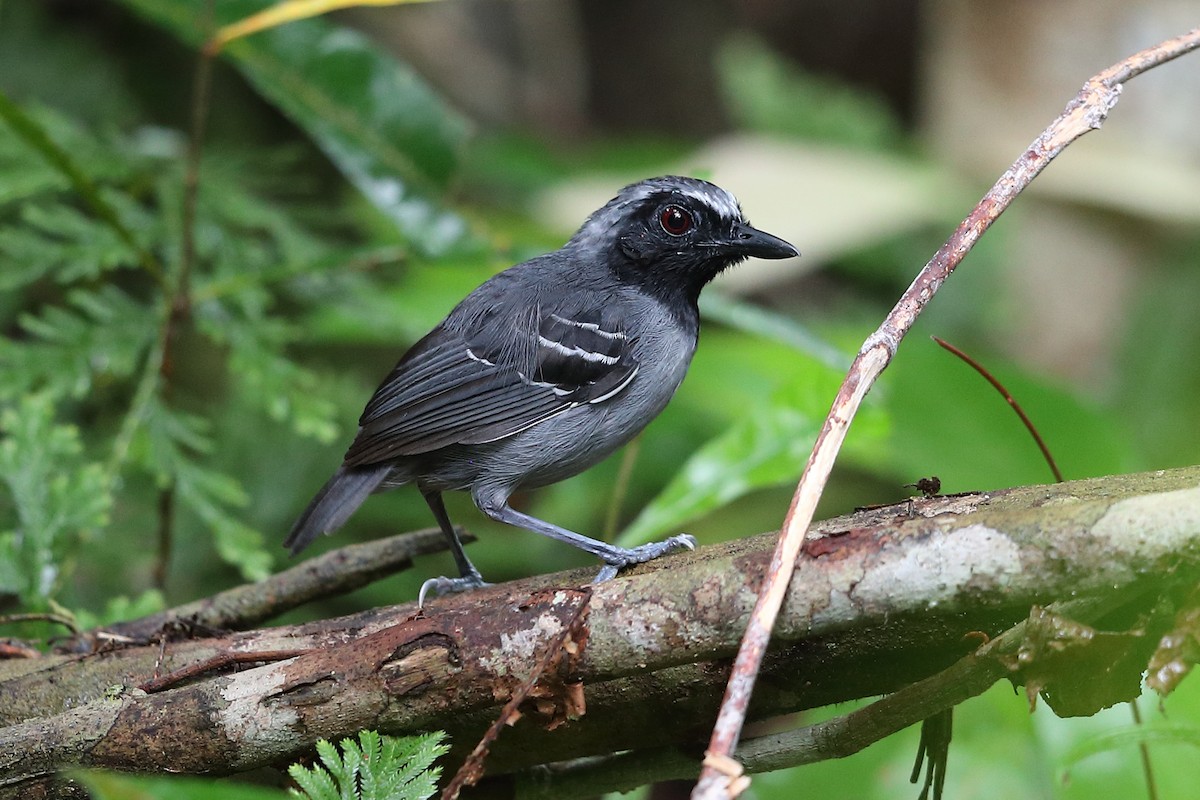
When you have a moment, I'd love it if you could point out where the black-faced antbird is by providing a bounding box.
[285,176,798,603]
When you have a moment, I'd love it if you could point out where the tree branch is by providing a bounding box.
[57,525,472,652]
[1,467,1197,796]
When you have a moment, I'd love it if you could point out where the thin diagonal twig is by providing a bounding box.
[0,612,80,636]
[932,335,1064,483]
[693,27,1200,800]
[1129,698,1160,800]
[138,648,306,693]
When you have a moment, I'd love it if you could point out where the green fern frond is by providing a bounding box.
[0,393,111,604]
[288,730,449,800]
[0,286,156,400]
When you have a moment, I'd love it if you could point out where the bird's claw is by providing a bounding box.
[673,533,698,551]
[594,564,619,583]
[418,572,491,607]
[593,533,697,583]
[635,532,696,557]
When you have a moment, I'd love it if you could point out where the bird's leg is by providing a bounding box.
[419,489,490,606]
[473,488,695,583]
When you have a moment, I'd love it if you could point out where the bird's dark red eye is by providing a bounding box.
[659,205,693,236]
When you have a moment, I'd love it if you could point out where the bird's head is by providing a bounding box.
[566,176,798,304]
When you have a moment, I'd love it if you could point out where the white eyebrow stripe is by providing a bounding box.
[465,347,496,367]
[679,186,742,221]
[549,313,627,341]
[538,335,620,365]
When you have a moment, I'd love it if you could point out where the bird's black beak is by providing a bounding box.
[722,222,799,260]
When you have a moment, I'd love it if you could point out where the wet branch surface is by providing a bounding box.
[1,466,1198,798]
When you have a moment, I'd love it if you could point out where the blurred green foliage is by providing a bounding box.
[0,1,1196,798]
[79,771,288,800]
[718,34,908,152]
[123,0,472,255]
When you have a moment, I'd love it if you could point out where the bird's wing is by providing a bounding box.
[343,301,639,466]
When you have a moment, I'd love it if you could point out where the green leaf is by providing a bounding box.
[118,0,471,255]
[289,730,449,800]
[77,769,289,800]
[0,393,110,605]
[700,292,848,372]
[1060,721,1200,773]
[619,364,886,546]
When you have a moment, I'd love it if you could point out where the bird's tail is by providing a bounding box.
[284,465,391,555]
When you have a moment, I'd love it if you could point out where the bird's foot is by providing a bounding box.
[593,534,697,583]
[418,571,491,607]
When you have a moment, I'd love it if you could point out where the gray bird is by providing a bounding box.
[285,176,798,601]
